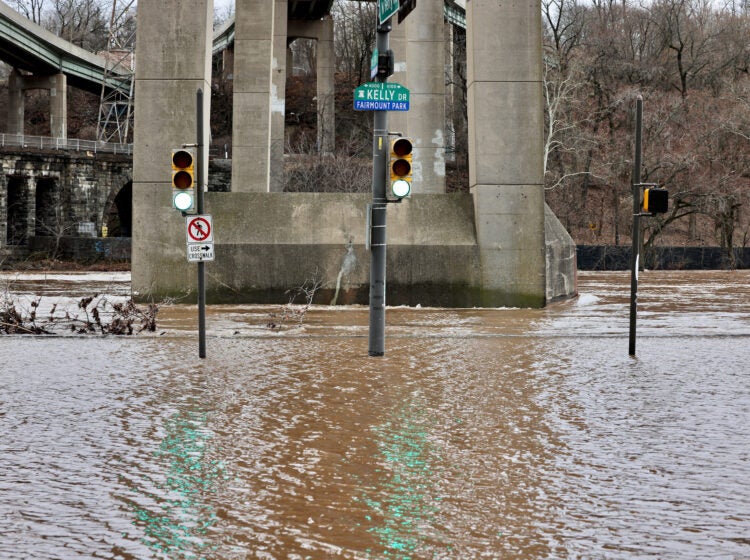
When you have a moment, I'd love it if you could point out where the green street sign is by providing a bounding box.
[370,49,378,79]
[354,82,410,111]
[379,0,399,24]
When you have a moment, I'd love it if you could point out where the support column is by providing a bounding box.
[49,73,67,139]
[7,70,24,136]
[405,1,446,193]
[388,18,408,141]
[7,70,67,138]
[467,0,546,307]
[232,0,274,192]
[132,0,213,297]
[316,16,335,155]
[269,0,288,192]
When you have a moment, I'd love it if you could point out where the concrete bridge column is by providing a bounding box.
[386,6,445,193]
[132,0,213,295]
[467,0,546,307]
[48,73,67,139]
[388,18,408,136]
[288,17,336,156]
[7,70,67,139]
[404,1,446,193]
[7,70,24,136]
[231,0,275,192]
[316,16,335,155]
[270,0,288,192]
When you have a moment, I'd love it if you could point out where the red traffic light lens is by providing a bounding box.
[392,138,412,157]
[172,149,193,169]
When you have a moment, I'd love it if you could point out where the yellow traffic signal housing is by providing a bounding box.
[389,137,413,199]
[171,148,195,212]
[643,187,668,214]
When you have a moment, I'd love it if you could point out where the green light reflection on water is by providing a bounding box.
[129,407,225,559]
[364,404,440,559]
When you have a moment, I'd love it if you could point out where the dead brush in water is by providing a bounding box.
[0,294,161,335]
[266,276,322,331]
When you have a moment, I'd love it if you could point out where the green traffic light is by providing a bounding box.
[391,179,411,198]
[173,191,194,211]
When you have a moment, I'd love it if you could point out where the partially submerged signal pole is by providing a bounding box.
[367,0,416,357]
[629,96,669,356]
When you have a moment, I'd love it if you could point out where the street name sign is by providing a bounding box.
[354,82,410,111]
[186,214,214,262]
[370,49,379,79]
[378,0,399,24]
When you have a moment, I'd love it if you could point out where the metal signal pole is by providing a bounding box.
[628,96,643,357]
[196,88,207,359]
[368,17,392,357]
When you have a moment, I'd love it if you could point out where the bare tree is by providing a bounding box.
[7,0,46,24]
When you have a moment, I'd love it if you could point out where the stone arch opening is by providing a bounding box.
[6,177,29,245]
[34,178,58,236]
[104,181,132,237]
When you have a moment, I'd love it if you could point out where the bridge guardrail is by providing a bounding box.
[0,133,132,155]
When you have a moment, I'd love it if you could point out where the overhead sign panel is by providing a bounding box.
[354,82,410,112]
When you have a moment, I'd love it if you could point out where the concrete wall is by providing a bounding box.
[545,203,577,303]
[132,192,483,306]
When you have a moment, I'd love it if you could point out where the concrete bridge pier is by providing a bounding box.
[132,0,213,292]
[287,16,335,155]
[388,2,446,194]
[466,0,547,307]
[231,2,335,193]
[8,69,67,139]
[231,0,275,193]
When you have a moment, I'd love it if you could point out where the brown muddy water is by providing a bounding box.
[1,270,749,559]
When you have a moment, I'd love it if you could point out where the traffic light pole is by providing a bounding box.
[196,88,207,359]
[628,96,643,357]
[368,18,391,357]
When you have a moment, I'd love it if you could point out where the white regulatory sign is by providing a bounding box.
[187,242,214,262]
[186,215,213,244]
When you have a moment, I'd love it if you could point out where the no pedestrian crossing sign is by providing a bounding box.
[354,82,410,112]
[186,215,214,262]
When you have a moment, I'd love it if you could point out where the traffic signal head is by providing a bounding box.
[643,187,668,214]
[171,148,195,212]
[389,137,413,199]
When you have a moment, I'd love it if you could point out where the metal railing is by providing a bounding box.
[0,133,132,155]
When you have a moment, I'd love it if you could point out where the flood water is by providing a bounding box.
[1,270,749,559]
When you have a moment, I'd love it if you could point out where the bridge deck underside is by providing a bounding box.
[288,0,335,20]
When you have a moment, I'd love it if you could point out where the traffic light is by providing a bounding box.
[389,137,413,199]
[377,49,395,79]
[171,148,195,212]
[643,187,668,214]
